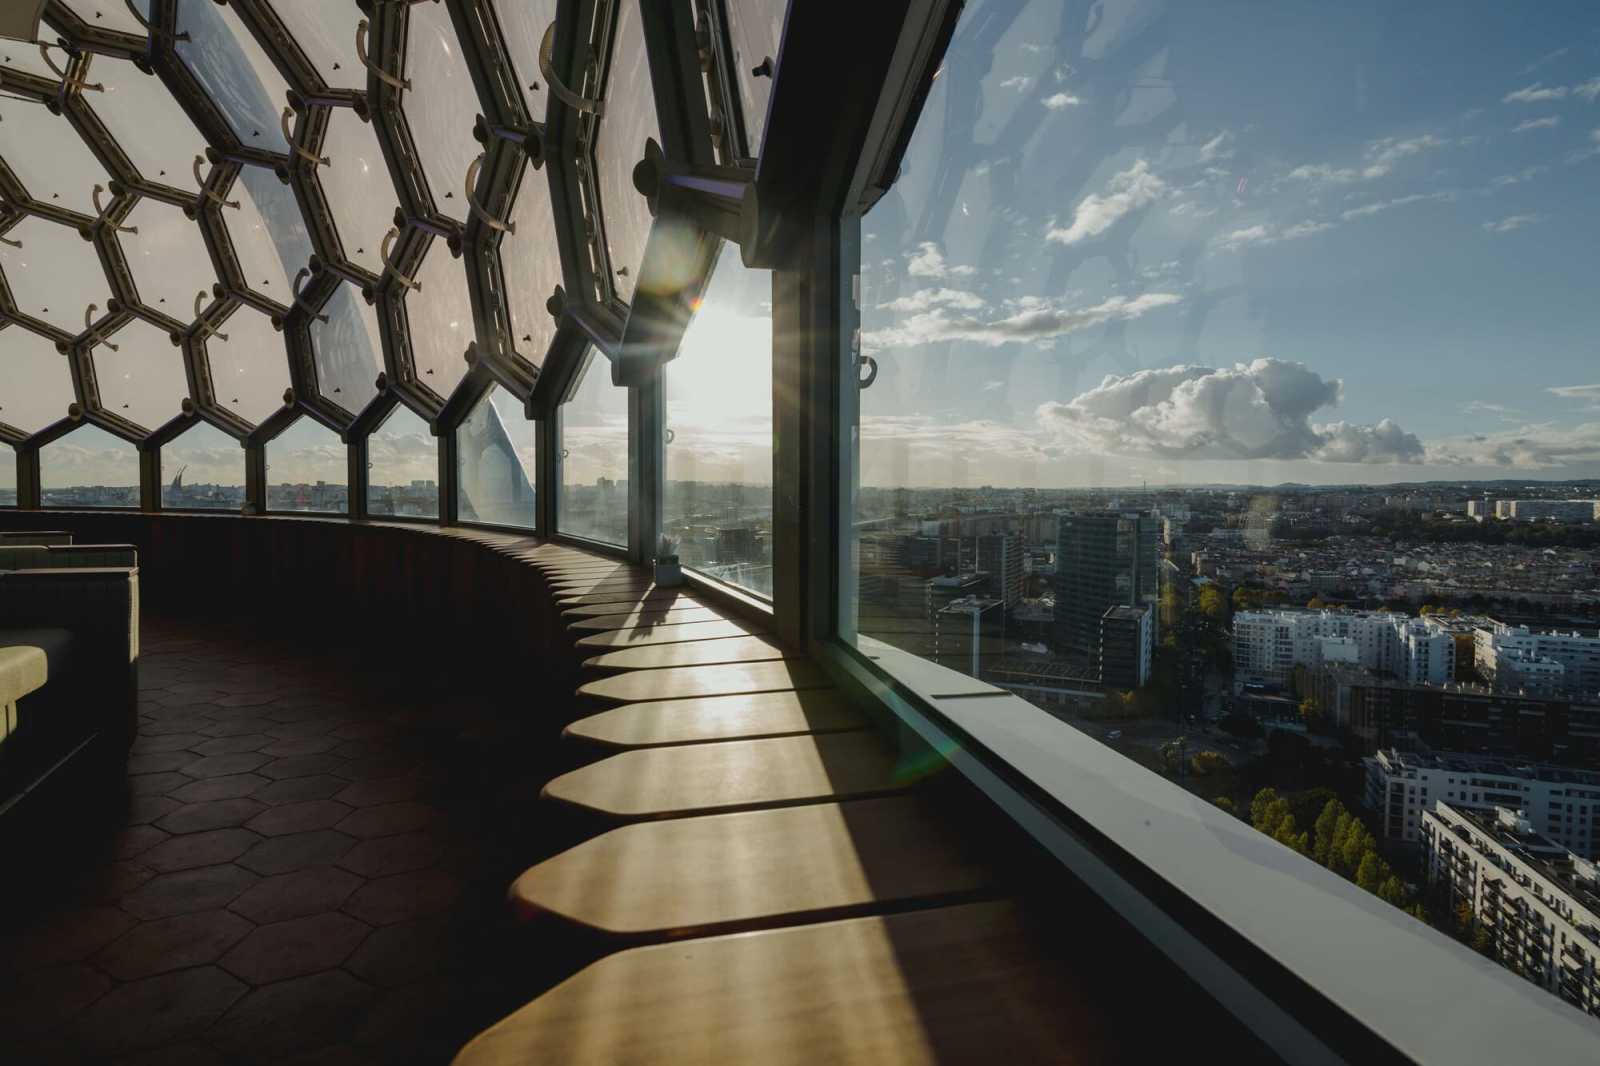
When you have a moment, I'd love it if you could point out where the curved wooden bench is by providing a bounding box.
[577,660,832,704]
[563,690,866,750]
[581,634,792,673]
[575,619,767,649]
[568,606,728,632]
[564,599,707,620]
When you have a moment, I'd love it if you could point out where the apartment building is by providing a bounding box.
[1476,622,1600,699]
[1234,608,1458,686]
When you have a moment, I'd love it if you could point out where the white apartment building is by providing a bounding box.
[1504,499,1600,523]
[1365,748,1600,858]
[1233,608,1457,686]
[1476,622,1600,699]
[1423,802,1600,1020]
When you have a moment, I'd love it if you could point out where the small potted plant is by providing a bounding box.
[655,535,683,587]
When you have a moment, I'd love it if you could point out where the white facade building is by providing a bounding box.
[1423,802,1600,1020]
[1233,608,1457,686]
[1475,622,1600,699]
[1365,748,1600,857]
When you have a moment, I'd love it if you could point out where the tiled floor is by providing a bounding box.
[2,614,550,1064]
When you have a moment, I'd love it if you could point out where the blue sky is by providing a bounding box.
[859,0,1600,487]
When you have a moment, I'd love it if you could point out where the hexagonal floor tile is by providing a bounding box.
[181,752,274,779]
[77,966,247,1056]
[336,831,448,879]
[171,774,269,804]
[258,754,349,781]
[95,910,254,981]
[220,912,371,985]
[254,775,349,806]
[140,829,262,873]
[1,906,135,974]
[123,865,262,920]
[156,797,269,835]
[229,866,364,924]
[342,869,460,926]
[335,802,443,839]
[190,734,276,757]
[246,799,353,837]
[208,970,374,1061]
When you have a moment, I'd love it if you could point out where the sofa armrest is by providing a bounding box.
[0,567,140,665]
[0,544,138,571]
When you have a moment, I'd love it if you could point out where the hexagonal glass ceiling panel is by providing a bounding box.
[500,163,560,366]
[368,404,438,519]
[92,317,188,433]
[1,328,78,436]
[161,419,243,511]
[490,0,558,123]
[725,3,785,157]
[405,239,472,398]
[309,281,383,417]
[266,1,365,92]
[228,166,313,301]
[58,1,148,37]
[119,197,215,319]
[0,36,58,79]
[203,305,290,427]
[594,0,658,305]
[403,0,480,225]
[266,416,347,513]
[317,106,393,275]
[87,56,208,188]
[174,0,293,154]
[0,215,110,335]
[40,424,138,508]
[0,97,112,217]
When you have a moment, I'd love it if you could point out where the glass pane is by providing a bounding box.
[594,0,658,304]
[0,215,110,334]
[558,353,627,545]
[403,1,480,224]
[228,166,313,300]
[663,249,772,597]
[1,327,78,435]
[94,317,187,432]
[1,36,59,80]
[0,96,110,215]
[0,448,14,505]
[40,423,138,507]
[120,198,216,319]
[458,385,536,529]
[405,238,472,398]
[318,106,394,275]
[490,0,558,123]
[723,1,785,156]
[59,1,146,36]
[267,417,347,513]
[267,0,364,91]
[500,162,561,365]
[161,420,243,510]
[367,403,437,518]
[309,282,383,416]
[175,0,293,154]
[88,56,208,185]
[204,306,289,427]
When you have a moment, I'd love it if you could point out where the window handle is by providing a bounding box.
[281,108,329,169]
[92,184,137,234]
[84,304,118,351]
[539,21,605,116]
[465,155,514,234]
[380,228,422,291]
[356,19,411,93]
[193,291,229,343]
[292,268,330,323]
[38,42,102,92]
[193,156,239,210]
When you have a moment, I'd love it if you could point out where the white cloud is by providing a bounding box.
[1366,134,1446,167]
[1340,191,1453,221]
[1045,160,1166,245]
[1521,48,1569,75]
[1482,213,1541,233]
[1504,83,1568,103]
[1464,400,1520,419]
[1292,134,1451,184]
[1169,201,1217,219]
[876,287,985,313]
[905,242,976,278]
[1549,384,1600,407]
[1214,220,1332,251]
[1035,358,1424,464]
[864,292,1181,352]
[999,75,1033,91]
[1576,78,1600,103]
[1490,165,1548,186]
[1427,423,1600,468]
[1513,116,1561,132]
[1287,162,1390,183]
[1199,130,1234,162]
[1041,92,1080,110]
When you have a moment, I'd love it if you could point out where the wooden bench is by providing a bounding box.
[575,618,767,649]
[568,606,729,632]
[563,690,867,750]
[580,634,793,673]
[577,660,833,704]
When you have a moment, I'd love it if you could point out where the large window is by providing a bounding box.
[367,405,439,519]
[267,418,348,514]
[40,425,138,508]
[663,249,774,597]
[458,386,537,530]
[558,354,628,546]
[161,421,244,510]
[0,449,15,506]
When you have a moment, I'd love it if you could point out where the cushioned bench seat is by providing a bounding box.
[0,645,49,748]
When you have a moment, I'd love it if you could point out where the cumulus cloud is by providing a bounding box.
[1340,191,1453,221]
[863,292,1181,352]
[1513,116,1561,132]
[1366,134,1446,167]
[876,287,985,313]
[1428,423,1600,468]
[906,242,976,278]
[1549,384,1600,407]
[1214,220,1332,251]
[1041,92,1080,110]
[1482,214,1541,233]
[1169,200,1217,219]
[1045,160,1165,245]
[1504,83,1568,103]
[1035,358,1424,464]
[1288,162,1388,183]
[1291,134,1449,184]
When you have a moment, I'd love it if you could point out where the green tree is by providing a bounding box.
[1213,796,1237,817]
[1312,799,1343,866]
[1405,902,1430,926]
[1199,585,1227,619]
[1298,696,1324,727]
[1455,900,1474,935]
[1327,812,1354,874]
[1355,852,1383,893]
[1306,596,1327,609]
[1378,876,1405,906]
[1250,787,1280,832]
[1341,821,1375,876]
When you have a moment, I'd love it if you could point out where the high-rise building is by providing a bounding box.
[975,531,1024,608]
[1054,513,1158,662]
[933,596,1005,678]
[1100,605,1153,689]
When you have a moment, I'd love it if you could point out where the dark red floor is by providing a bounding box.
[1,614,547,1064]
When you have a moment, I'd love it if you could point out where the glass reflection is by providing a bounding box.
[40,424,138,508]
[0,216,110,334]
[500,161,561,366]
[229,166,313,299]
[318,106,394,275]
[0,97,110,216]
[309,282,383,416]
[663,248,773,597]
[458,385,536,529]
[88,56,208,184]
[267,417,348,513]
[489,0,558,123]
[367,404,438,518]
[405,239,472,399]
[175,0,292,153]
[594,0,658,304]
[93,318,187,432]
[121,199,215,317]
[161,420,243,510]
[204,306,289,427]
[59,1,146,36]
[558,352,627,545]
[3,329,78,436]
[403,1,480,224]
